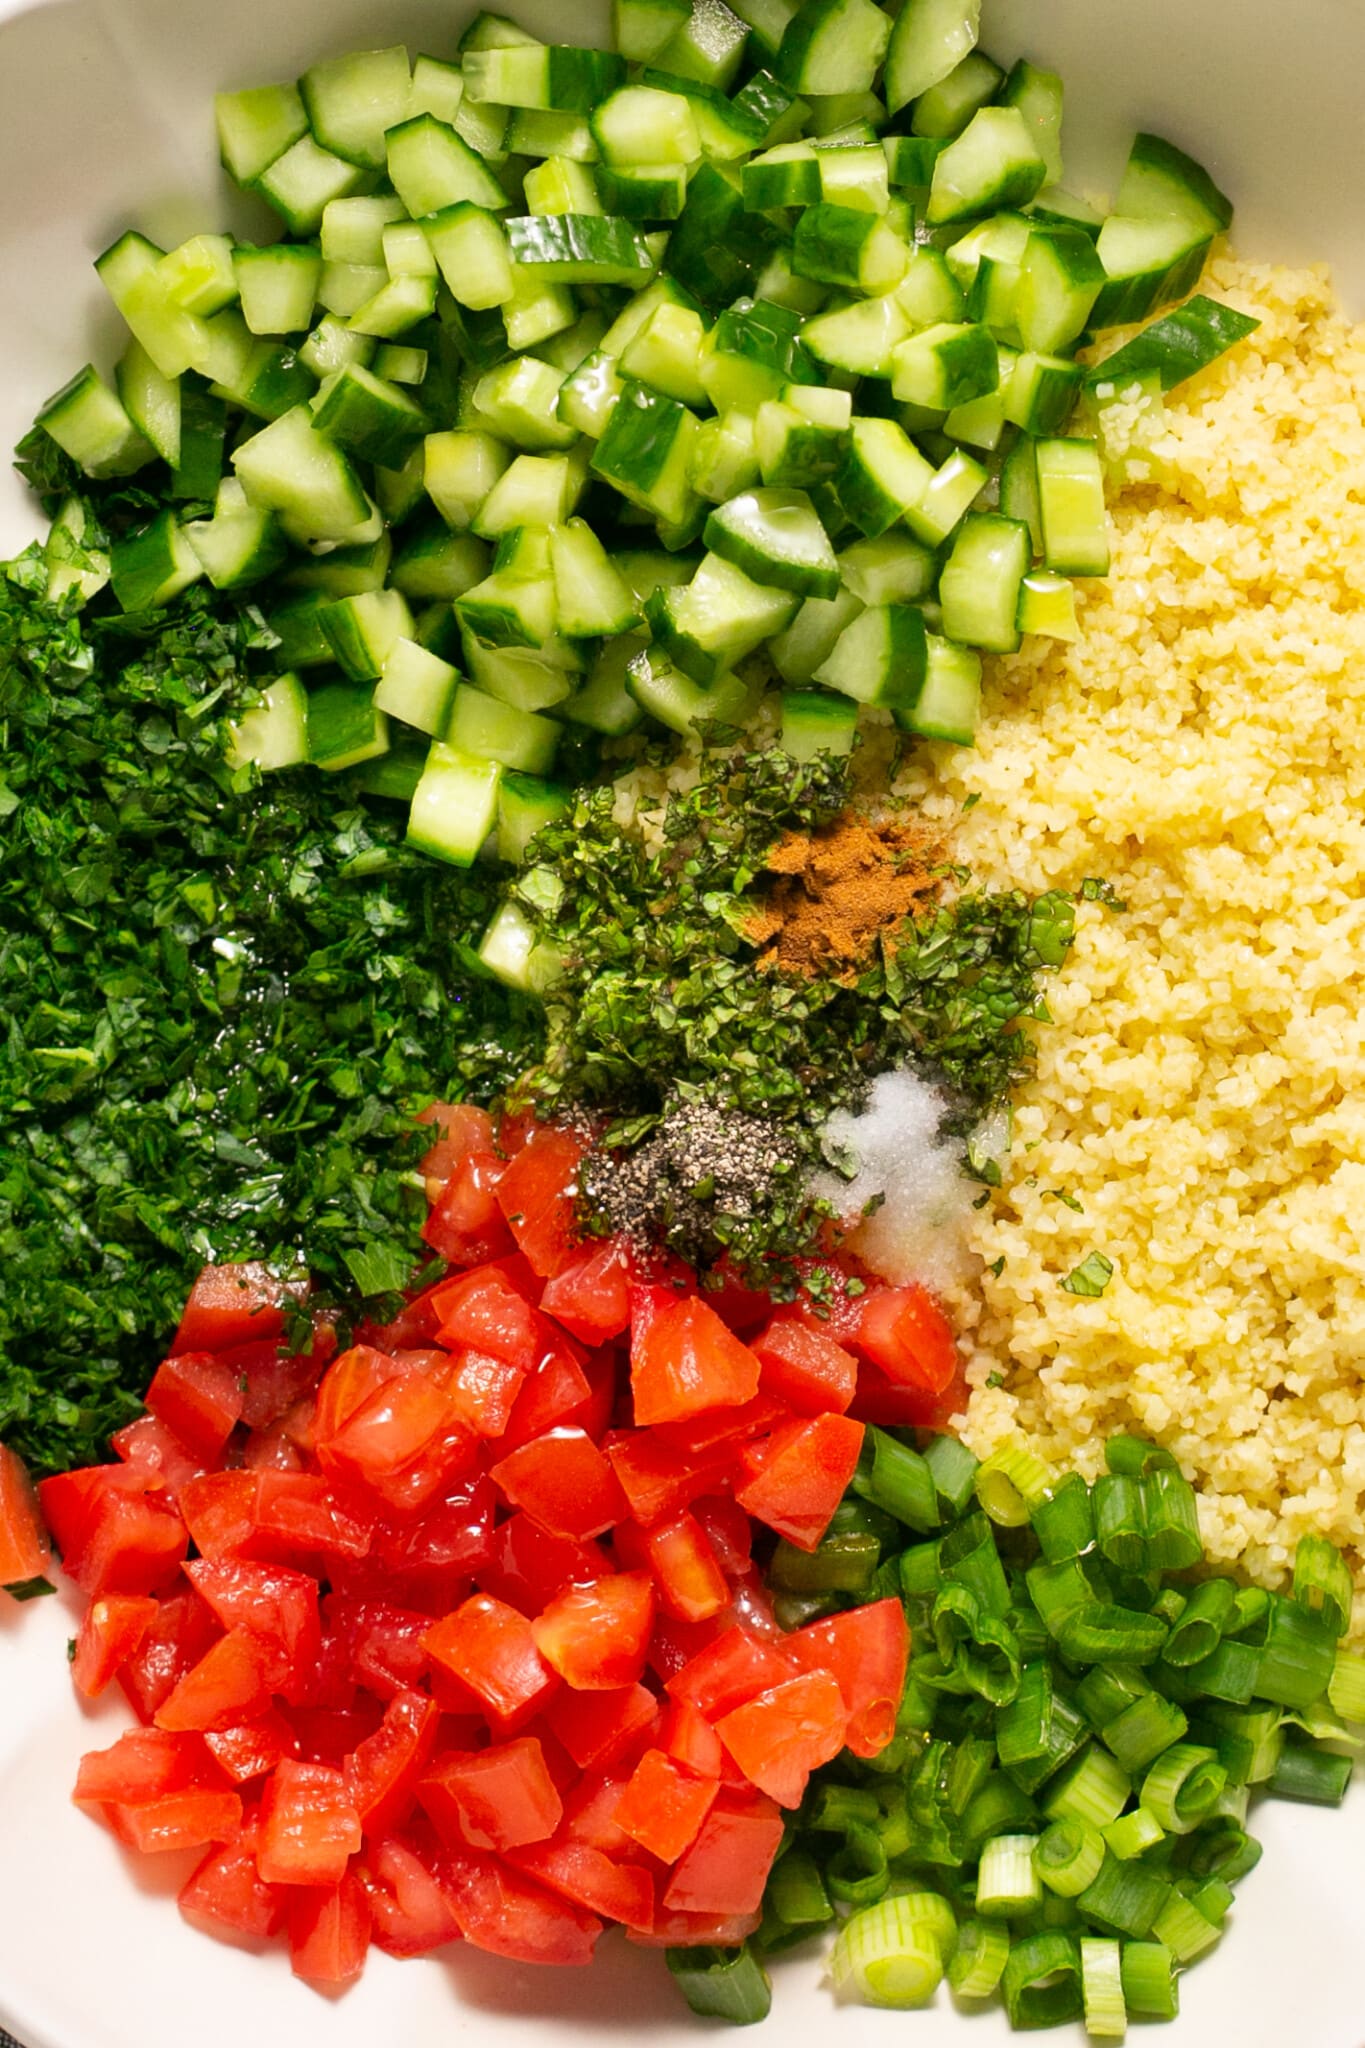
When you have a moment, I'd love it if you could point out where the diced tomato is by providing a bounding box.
[661,1787,784,1916]
[75,1729,242,1855]
[423,1594,558,1733]
[39,1465,188,1600]
[180,1470,370,1568]
[145,1352,245,1463]
[204,1711,298,1786]
[735,1412,865,1551]
[312,1345,405,1446]
[691,1495,752,1578]
[173,1262,305,1355]
[257,1759,362,1888]
[659,1698,724,1779]
[287,1872,370,1987]
[697,1263,775,1336]
[324,1595,432,1703]
[494,1126,587,1279]
[441,1346,526,1439]
[432,1268,543,1370]
[155,1627,273,1735]
[234,1337,329,1434]
[417,1102,497,1182]
[241,1424,307,1475]
[626,1906,762,1951]
[614,1748,719,1864]
[533,1573,655,1692]
[713,1671,847,1808]
[419,1736,563,1854]
[491,1427,627,1543]
[653,1393,789,1460]
[494,1333,594,1454]
[321,1368,476,1515]
[666,1626,796,1721]
[71,1593,159,1699]
[344,1689,440,1838]
[751,1316,858,1416]
[285,1704,385,1769]
[782,1597,910,1759]
[111,1415,206,1500]
[540,1238,633,1343]
[631,1297,761,1427]
[475,1511,608,1617]
[552,1683,659,1774]
[604,1431,731,1526]
[619,1511,728,1624]
[437,1849,602,1966]
[180,1833,285,1946]
[119,1585,220,1724]
[422,1150,516,1268]
[357,1832,461,1957]
[185,1557,320,1695]
[850,1357,969,1432]
[851,1282,959,1395]
[508,1839,655,1934]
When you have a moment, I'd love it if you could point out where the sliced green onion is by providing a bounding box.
[961,1771,1041,1856]
[1119,1940,1178,2020]
[1229,1584,1270,1637]
[768,1848,834,1930]
[828,1895,944,2010]
[1141,1744,1227,1835]
[899,1538,942,1600]
[1001,1931,1084,2030]
[946,1736,999,1818]
[1181,1873,1235,1927]
[1011,1602,1053,1661]
[976,1833,1042,1918]
[1150,1890,1220,1964]
[1036,1818,1106,1897]
[1268,1737,1354,1806]
[1110,1569,1163,1614]
[947,1917,1010,1998]
[1077,1664,1150,1731]
[1003,1678,1090,1795]
[1105,1435,1178,1478]
[1102,1806,1165,1861]
[1043,1744,1132,1829]
[977,1442,1055,1527]
[886,1888,959,1954]
[1201,1702,1282,1785]
[808,1783,881,1834]
[1140,1467,1202,1572]
[1149,1586,1186,1630]
[1076,1856,1171,1939]
[772,1590,840,1631]
[854,1426,940,1531]
[941,1511,1012,1618]
[1174,1634,1260,1706]
[1027,1556,1100,1639]
[1059,1604,1169,1666]
[924,1432,981,1518]
[1163,1577,1235,1667]
[1293,1534,1354,1640]
[1329,1645,1365,1724]
[1032,1471,1095,1562]
[875,1792,913,1861]
[667,1942,772,2024]
[1079,1936,1127,2040]
[933,1584,1023,1706]
[1103,1691,1188,1774]
[770,1529,881,1593]
[1253,1594,1338,1709]
[1093,1473,1146,1573]
[826,1822,890,1907]
[1181,1817,1262,1884]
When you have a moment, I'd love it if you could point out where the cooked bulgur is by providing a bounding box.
[901,256,1365,1630]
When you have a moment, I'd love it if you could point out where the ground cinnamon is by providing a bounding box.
[746,809,943,979]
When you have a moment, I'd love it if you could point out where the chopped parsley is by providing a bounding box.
[1061,1251,1116,1298]
[1080,877,1128,912]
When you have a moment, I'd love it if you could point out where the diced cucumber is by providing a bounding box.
[391,519,491,601]
[97,232,211,382]
[226,672,310,773]
[459,11,544,52]
[1091,215,1211,329]
[892,322,998,411]
[1030,186,1105,237]
[743,140,821,209]
[732,66,807,146]
[699,299,805,413]
[215,82,308,184]
[256,135,367,235]
[497,771,573,864]
[234,244,322,335]
[158,235,239,318]
[1016,225,1105,353]
[945,210,1031,292]
[1017,569,1080,640]
[896,246,967,326]
[43,495,111,607]
[774,0,890,95]
[299,315,375,380]
[447,684,561,773]
[592,83,703,164]
[300,46,410,170]
[374,636,460,735]
[472,357,578,449]
[525,157,603,217]
[407,743,503,865]
[620,302,709,407]
[473,452,579,535]
[457,563,557,649]
[911,50,1002,140]
[814,600,928,708]
[939,511,1031,651]
[463,43,625,116]
[754,393,848,488]
[840,531,938,606]
[894,631,982,743]
[286,528,392,599]
[551,519,641,636]
[704,486,839,599]
[646,550,798,683]
[409,54,467,126]
[591,380,701,527]
[233,405,371,542]
[801,292,912,378]
[665,161,779,305]
[1115,131,1233,239]
[387,114,508,216]
[884,134,946,190]
[424,429,511,529]
[927,107,1047,226]
[539,308,611,373]
[306,679,391,771]
[373,343,428,387]
[110,511,204,611]
[780,688,858,760]
[184,501,286,590]
[558,351,625,438]
[464,635,578,713]
[657,0,753,91]
[320,588,414,680]
[418,205,511,312]
[1004,350,1084,436]
[613,0,692,65]
[354,735,430,804]
[726,0,798,59]
[634,68,764,161]
[813,142,890,215]
[1002,59,1064,187]
[792,204,908,295]
[838,417,936,540]
[310,363,428,468]
[596,163,689,222]
[501,273,577,354]
[687,409,756,501]
[115,342,180,467]
[477,898,565,992]
[1035,436,1109,575]
[348,274,438,339]
[884,0,982,113]
[504,107,599,161]
[619,549,702,606]
[561,635,649,735]
[999,434,1042,551]
[272,591,336,668]
[506,214,654,287]
[769,583,863,684]
[625,644,756,734]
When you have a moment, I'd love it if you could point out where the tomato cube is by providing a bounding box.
[146,1352,246,1462]
[552,1683,659,1774]
[71,1593,159,1699]
[625,1510,729,1624]
[432,1267,542,1370]
[661,1787,784,1916]
[257,1759,363,1887]
[437,1849,602,1966]
[418,1736,563,1853]
[851,1283,959,1394]
[666,1626,796,1721]
[180,1834,285,1945]
[441,1346,527,1438]
[111,1414,206,1499]
[604,1431,731,1526]
[312,1345,405,1445]
[614,1748,719,1864]
[287,1871,370,1986]
[118,1585,220,1723]
[422,1149,516,1267]
[508,1839,655,1934]
[423,1593,558,1731]
[357,1833,461,1957]
[491,1427,627,1542]
[494,1126,587,1279]
[539,1238,634,1343]
[475,1510,609,1617]
[659,1698,724,1779]
[735,1412,865,1551]
[185,1557,321,1694]
[631,1297,761,1427]
[344,1689,440,1837]
[173,1261,305,1354]
[533,1573,655,1691]
[627,1905,762,1950]
[714,1671,848,1808]
[156,1628,273,1735]
[781,1596,910,1759]
[204,1710,298,1785]
[417,1101,497,1181]
[75,1727,243,1855]
[751,1316,858,1416]
[496,1337,595,1453]
[40,1465,188,1600]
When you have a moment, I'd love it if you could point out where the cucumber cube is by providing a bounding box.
[226,672,310,773]
[891,322,999,412]
[375,637,459,736]
[780,689,859,762]
[813,601,927,707]
[307,680,391,771]
[446,685,561,773]
[407,743,503,866]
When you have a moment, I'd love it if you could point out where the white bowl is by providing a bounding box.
[2,3,1364,2045]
